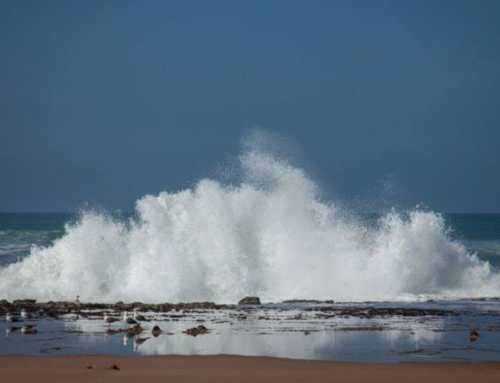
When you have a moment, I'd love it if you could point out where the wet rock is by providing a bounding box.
[125,317,138,325]
[106,328,128,335]
[238,297,261,305]
[1,300,229,316]
[13,299,36,305]
[126,324,143,337]
[183,325,209,336]
[309,307,453,318]
[470,329,480,342]
[152,325,162,337]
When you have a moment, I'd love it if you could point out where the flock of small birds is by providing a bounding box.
[3,300,163,350]
[5,309,38,336]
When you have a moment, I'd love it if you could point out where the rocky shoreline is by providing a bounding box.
[0,297,458,319]
[1,296,500,361]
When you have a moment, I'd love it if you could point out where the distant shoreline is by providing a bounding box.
[1,355,499,383]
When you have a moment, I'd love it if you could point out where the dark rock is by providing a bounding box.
[13,299,36,305]
[308,306,453,318]
[106,328,128,335]
[470,329,480,342]
[183,325,209,336]
[111,364,120,370]
[126,324,143,337]
[238,297,261,305]
[126,317,138,325]
[152,325,162,337]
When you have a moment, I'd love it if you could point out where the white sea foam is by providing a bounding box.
[0,135,499,302]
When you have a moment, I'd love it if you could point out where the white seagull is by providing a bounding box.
[6,313,20,326]
[133,308,146,321]
[21,309,32,319]
[123,311,138,325]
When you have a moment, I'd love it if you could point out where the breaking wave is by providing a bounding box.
[0,134,499,303]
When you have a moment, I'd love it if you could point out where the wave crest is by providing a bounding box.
[0,144,498,302]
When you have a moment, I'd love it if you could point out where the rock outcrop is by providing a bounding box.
[238,297,261,305]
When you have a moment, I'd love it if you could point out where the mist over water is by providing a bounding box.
[0,133,499,303]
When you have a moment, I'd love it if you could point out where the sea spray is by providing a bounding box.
[0,142,499,302]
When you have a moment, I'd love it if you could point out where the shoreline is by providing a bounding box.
[2,298,500,363]
[0,298,464,318]
[1,355,500,383]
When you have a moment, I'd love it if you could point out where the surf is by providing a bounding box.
[0,133,498,303]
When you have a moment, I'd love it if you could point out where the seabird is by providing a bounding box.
[6,313,20,326]
[123,311,138,325]
[133,308,146,322]
[21,309,33,319]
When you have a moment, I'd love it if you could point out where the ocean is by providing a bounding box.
[0,151,500,361]
[0,211,499,303]
[0,148,499,304]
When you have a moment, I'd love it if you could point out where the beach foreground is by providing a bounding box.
[1,356,500,383]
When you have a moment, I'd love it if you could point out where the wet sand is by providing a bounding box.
[1,356,500,383]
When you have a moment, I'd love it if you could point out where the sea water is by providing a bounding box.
[1,138,500,361]
[0,144,499,303]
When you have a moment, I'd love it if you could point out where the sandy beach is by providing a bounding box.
[0,355,499,383]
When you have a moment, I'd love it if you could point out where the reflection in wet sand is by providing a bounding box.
[2,302,500,362]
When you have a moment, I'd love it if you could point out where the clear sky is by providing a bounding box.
[0,0,499,213]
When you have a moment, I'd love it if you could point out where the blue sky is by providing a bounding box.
[0,0,499,213]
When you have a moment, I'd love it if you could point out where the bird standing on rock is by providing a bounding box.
[123,312,138,325]
[133,308,146,321]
